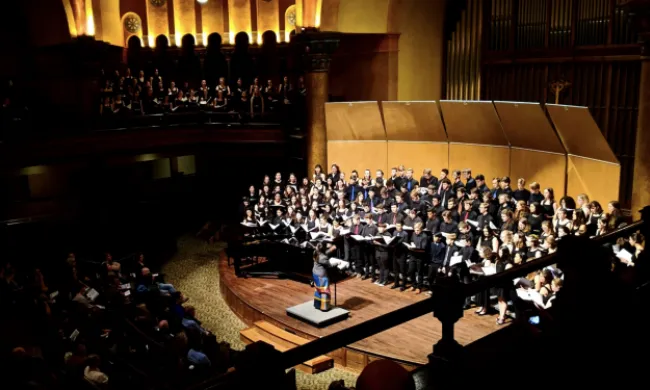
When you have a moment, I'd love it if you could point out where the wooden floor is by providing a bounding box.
[219,252,505,369]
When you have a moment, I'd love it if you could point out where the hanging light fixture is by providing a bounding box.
[197,0,208,4]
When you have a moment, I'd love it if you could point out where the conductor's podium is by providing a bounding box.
[325,100,620,203]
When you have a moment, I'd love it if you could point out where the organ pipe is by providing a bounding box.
[446,0,483,100]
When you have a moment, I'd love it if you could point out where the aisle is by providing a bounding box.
[162,235,358,390]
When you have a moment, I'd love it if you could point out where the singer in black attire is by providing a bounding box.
[405,222,429,294]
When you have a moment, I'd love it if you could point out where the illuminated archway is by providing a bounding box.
[284,5,296,42]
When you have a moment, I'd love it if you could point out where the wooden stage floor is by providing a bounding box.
[219,253,505,369]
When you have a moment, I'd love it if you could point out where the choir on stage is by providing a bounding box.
[240,165,644,323]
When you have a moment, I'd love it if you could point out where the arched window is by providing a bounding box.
[155,34,169,49]
[181,34,195,49]
[261,30,277,46]
[127,35,142,49]
[207,33,223,49]
[234,32,250,47]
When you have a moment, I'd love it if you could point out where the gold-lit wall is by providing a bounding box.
[97,0,123,46]
[173,0,197,47]
[335,0,446,101]
[394,0,445,101]
[257,0,280,42]
[337,0,391,33]
[228,0,253,43]
[201,0,225,44]
[145,0,169,45]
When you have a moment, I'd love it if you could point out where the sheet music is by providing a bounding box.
[449,255,463,267]
[338,228,351,236]
[402,226,414,231]
[403,242,415,249]
[616,249,634,262]
[310,231,329,240]
[467,220,479,227]
[268,223,280,230]
[482,266,497,276]
[516,288,545,308]
[241,222,257,228]
[382,236,396,245]
[86,288,99,302]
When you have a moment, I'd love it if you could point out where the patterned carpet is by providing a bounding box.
[162,235,359,390]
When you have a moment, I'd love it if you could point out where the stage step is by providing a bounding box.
[254,321,310,346]
[239,323,334,374]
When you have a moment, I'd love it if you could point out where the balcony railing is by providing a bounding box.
[189,207,650,390]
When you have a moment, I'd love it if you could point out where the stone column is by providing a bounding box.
[625,1,650,217]
[294,31,340,173]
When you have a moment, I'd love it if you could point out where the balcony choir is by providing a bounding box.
[99,68,307,117]
[241,166,643,323]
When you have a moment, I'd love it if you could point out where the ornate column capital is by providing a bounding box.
[622,0,650,55]
[293,30,341,73]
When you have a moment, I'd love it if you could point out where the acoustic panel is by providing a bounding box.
[494,102,565,154]
[510,148,566,198]
[387,142,449,179]
[449,144,510,183]
[567,156,620,205]
[439,101,508,146]
[546,104,618,164]
[327,141,388,177]
[381,101,447,142]
[325,102,386,141]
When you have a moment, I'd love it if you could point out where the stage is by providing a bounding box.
[218,251,505,372]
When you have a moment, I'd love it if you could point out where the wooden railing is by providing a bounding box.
[192,208,649,390]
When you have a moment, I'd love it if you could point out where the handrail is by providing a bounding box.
[195,216,647,389]
[464,220,644,297]
[281,219,645,370]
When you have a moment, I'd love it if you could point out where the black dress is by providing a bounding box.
[493,261,510,299]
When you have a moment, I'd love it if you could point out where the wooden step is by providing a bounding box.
[254,321,310,347]
[239,328,333,374]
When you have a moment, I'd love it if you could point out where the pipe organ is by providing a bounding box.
[445,0,644,207]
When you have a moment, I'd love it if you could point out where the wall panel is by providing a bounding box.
[546,104,618,163]
[386,142,449,180]
[327,141,388,177]
[494,101,564,153]
[439,101,508,145]
[568,156,620,205]
[449,144,510,181]
[510,148,566,197]
[325,102,386,141]
[381,101,447,142]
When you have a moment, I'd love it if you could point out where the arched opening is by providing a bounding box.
[155,34,169,49]
[127,35,142,49]
[234,32,250,49]
[284,5,296,42]
[207,33,222,50]
[261,30,277,46]
[181,33,195,50]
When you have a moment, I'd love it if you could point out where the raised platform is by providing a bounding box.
[286,301,350,327]
[218,251,505,372]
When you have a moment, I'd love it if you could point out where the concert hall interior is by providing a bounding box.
[2,1,650,390]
